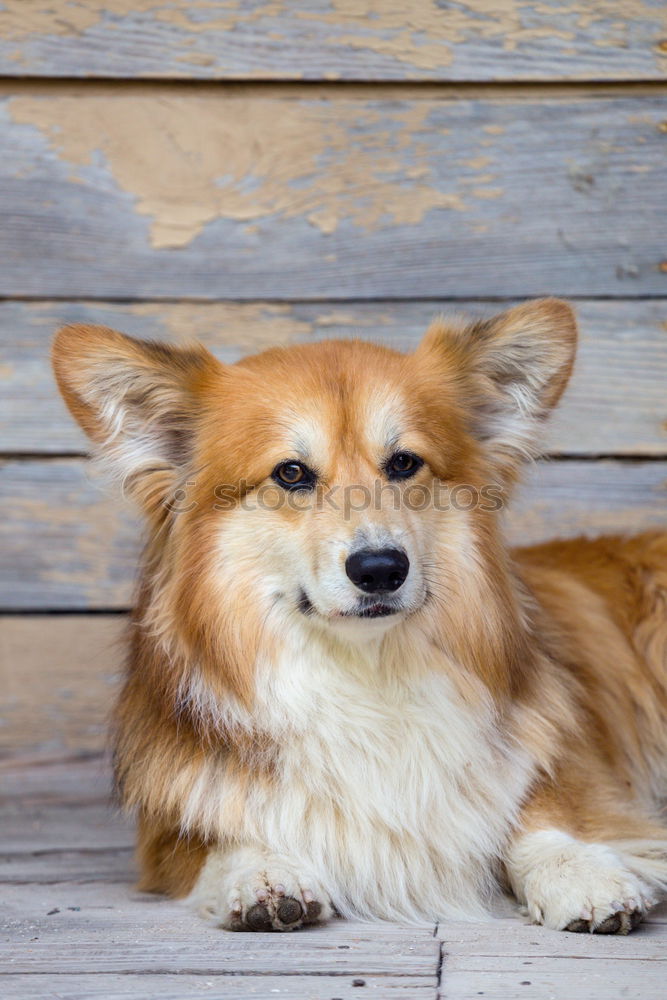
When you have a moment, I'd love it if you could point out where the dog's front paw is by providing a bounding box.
[511,832,655,935]
[190,846,333,931]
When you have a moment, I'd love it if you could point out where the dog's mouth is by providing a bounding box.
[342,602,399,619]
[297,589,403,621]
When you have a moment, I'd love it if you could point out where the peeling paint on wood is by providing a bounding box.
[1,459,666,610]
[8,94,463,248]
[0,1,665,81]
[1,91,665,296]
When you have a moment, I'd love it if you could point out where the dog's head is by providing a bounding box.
[53,300,576,696]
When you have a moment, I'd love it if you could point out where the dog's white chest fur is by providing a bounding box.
[184,625,534,921]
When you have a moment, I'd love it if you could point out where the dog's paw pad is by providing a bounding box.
[597,912,624,934]
[227,876,328,932]
[276,897,303,925]
[245,903,273,931]
[192,851,333,932]
[304,899,323,922]
[564,903,644,935]
[564,918,590,933]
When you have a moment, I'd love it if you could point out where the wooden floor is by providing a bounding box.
[1,755,665,1000]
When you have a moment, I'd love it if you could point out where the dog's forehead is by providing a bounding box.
[281,382,407,463]
[233,339,413,462]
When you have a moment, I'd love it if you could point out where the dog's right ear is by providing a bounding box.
[52,324,221,514]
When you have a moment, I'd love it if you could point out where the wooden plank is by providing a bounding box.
[0,461,139,610]
[0,975,436,1000]
[0,757,128,847]
[0,616,122,760]
[1,802,131,854]
[510,460,667,543]
[438,910,667,999]
[0,756,113,804]
[0,756,130,884]
[1,882,665,977]
[0,2,665,81]
[4,299,667,456]
[0,882,440,975]
[0,848,134,885]
[442,956,667,1000]
[1,458,666,610]
[438,910,667,959]
[1,89,666,298]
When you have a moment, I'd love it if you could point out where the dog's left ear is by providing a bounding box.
[418,298,577,480]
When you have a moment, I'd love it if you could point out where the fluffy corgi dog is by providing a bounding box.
[52,299,667,935]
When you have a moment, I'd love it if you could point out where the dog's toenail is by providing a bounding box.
[274,883,286,896]
[277,897,303,924]
[246,904,272,931]
[302,889,314,903]
[596,913,622,934]
[256,888,268,902]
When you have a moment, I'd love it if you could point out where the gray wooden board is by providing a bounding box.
[0,1,666,82]
[0,848,134,885]
[0,882,440,975]
[437,910,667,959]
[440,957,667,1000]
[1,458,666,609]
[0,975,437,1000]
[1,802,131,854]
[2,881,664,974]
[4,298,667,456]
[1,89,666,298]
[0,614,122,760]
[0,756,112,804]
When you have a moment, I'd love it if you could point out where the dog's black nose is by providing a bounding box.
[345,548,409,594]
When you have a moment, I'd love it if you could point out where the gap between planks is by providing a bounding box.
[1,79,667,100]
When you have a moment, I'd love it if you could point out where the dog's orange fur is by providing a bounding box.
[53,300,667,932]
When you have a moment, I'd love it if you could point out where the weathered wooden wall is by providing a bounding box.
[1,2,666,80]
[0,1,666,746]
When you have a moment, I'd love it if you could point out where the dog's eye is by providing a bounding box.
[385,451,423,480]
[272,461,316,490]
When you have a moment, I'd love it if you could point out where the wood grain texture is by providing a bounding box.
[1,881,440,974]
[0,460,139,609]
[1,459,666,609]
[441,957,667,1000]
[0,616,123,760]
[0,975,437,999]
[0,848,134,885]
[1,89,666,298]
[437,913,667,958]
[2,800,130,854]
[0,755,112,802]
[438,912,667,999]
[0,1,665,82]
[4,298,667,455]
